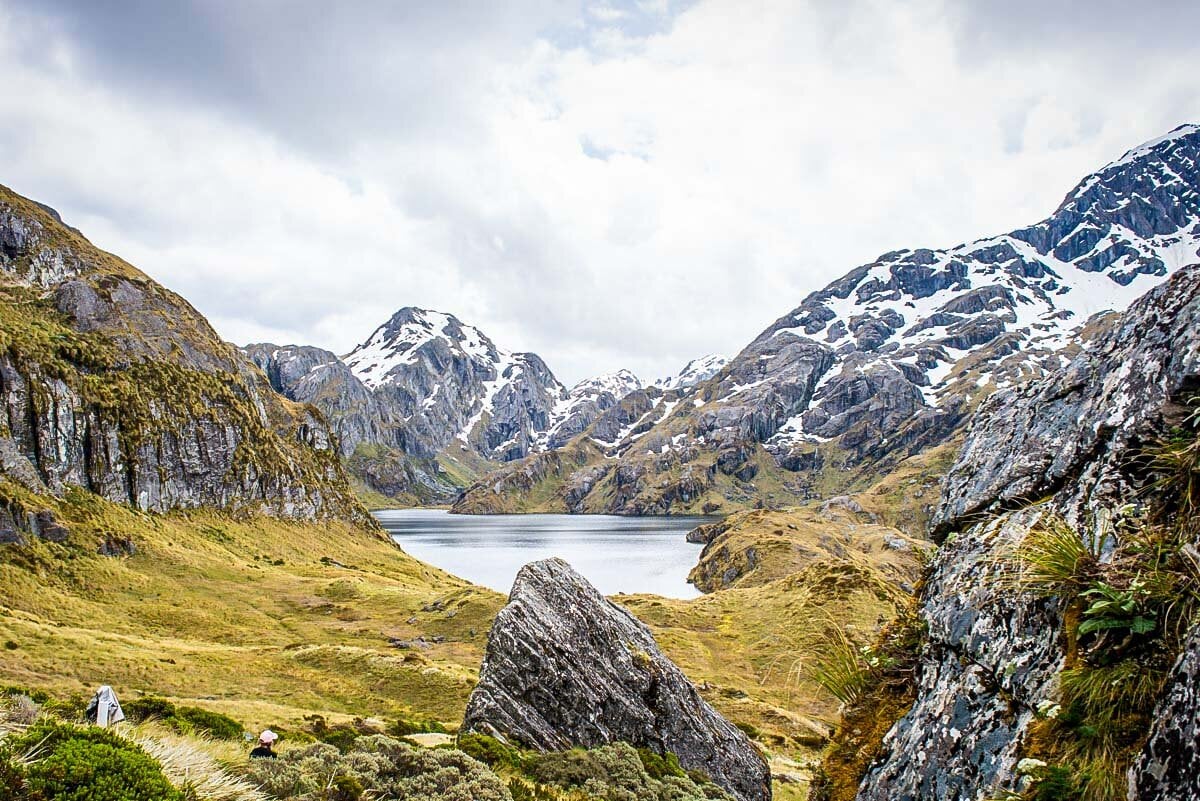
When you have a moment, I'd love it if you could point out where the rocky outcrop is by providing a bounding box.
[244,343,386,459]
[856,264,1200,800]
[686,503,923,593]
[1133,626,1200,799]
[0,183,366,523]
[933,261,1200,534]
[653,355,728,391]
[856,510,1063,801]
[458,124,1200,516]
[244,343,459,503]
[463,558,771,801]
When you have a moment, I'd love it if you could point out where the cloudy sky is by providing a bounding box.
[3,1,1198,384]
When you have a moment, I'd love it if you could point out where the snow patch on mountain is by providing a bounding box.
[655,355,728,391]
[569,370,643,402]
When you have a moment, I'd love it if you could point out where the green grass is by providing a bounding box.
[0,486,502,730]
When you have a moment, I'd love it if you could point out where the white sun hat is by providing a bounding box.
[258,729,279,744]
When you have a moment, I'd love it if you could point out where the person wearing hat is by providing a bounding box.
[250,729,278,759]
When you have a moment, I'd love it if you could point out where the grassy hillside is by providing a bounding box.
[0,481,501,730]
[0,426,948,798]
[0,474,930,800]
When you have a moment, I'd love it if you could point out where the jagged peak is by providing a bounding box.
[1104,122,1199,172]
[344,306,508,389]
[569,369,643,400]
[655,354,728,391]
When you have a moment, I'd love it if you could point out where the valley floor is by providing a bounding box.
[0,450,940,798]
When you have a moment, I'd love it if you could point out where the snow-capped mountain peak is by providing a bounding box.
[568,369,643,401]
[335,307,566,460]
[343,307,506,390]
[654,355,729,391]
[755,123,1199,402]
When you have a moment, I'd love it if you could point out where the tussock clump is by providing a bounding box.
[130,728,267,801]
[1,719,183,801]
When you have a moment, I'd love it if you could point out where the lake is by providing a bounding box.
[374,509,712,599]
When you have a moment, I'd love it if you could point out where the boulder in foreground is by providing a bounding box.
[463,558,771,801]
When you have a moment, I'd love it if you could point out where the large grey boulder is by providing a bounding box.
[463,558,771,801]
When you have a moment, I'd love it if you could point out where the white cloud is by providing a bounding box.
[1,0,1197,385]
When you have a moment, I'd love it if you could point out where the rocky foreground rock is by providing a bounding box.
[463,558,771,801]
[856,263,1200,800]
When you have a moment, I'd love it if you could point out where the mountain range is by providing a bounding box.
[1,124,1192,523]
[2,121,1199,801]
[452,123,1200,514]
[247,307,727,504]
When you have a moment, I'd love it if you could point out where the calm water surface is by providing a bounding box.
[374,509,712,599]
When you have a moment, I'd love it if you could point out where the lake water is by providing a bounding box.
[374,509,712,599]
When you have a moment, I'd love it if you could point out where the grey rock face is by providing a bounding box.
[857,265,1200,800]
[858,511,1061,801]
[343,307,568,462]
[0,184,364,523]
[541,370,643,450]
[1133,627,1200,800]
[244,343,386,458]
[463,558,771,801]
[243,343,460,503]
[933,262,1200,535]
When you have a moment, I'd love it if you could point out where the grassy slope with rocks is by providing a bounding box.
[0,482,502,729]
[0,471,926,799]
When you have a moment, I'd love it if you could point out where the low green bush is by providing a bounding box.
[122,697,244,740]
[245,734,511,800]
[456,732,525,770]
[5,720,182,801]
[526,742,732,801]
[387,716,447,737]
[635,747,686,781]
[174,706,244,740]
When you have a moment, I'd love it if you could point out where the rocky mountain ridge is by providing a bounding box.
[0,183,367,529]
[249,307,721,503]
[455,123,1200,516]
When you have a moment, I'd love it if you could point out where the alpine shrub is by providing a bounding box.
[9,721,182,801]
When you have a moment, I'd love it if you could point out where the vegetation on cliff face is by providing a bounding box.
[805,605,926,801]
[1003,410,1200,801]
[0,183,366,523]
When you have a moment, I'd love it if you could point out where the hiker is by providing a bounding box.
[250,729,278,758]
[85,686,126,728]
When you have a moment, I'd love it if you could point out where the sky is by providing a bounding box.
[2,0,1198,386]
